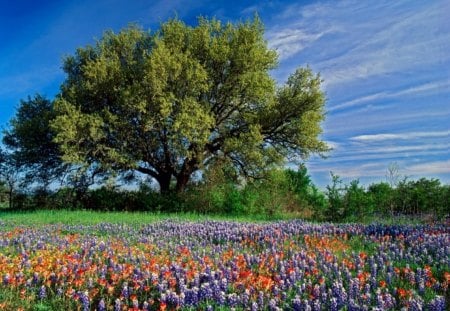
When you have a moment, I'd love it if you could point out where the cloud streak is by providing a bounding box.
[267,28,331,60]
[317,1,450,88]
[351,130,450,142]
[406,160,450,175]
[329,80,450,112]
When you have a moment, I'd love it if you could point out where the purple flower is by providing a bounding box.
[226,293,239,307]
[38,285,46,299]
[98,299,106,311]
[427,296,446,311]
[78,291,89,311]
[121,282,129,299]
[2,273,10,285]
[114,298,121,311]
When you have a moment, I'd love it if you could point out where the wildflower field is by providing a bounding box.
[0,217,448,310]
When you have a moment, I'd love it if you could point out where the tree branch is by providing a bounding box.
[136,166,160,180]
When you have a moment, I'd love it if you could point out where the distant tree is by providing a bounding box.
[2,94,68,187]
[442,185,450,216]
[0,148,22,208]
[393,177,448,216]
[325,172,344,221]
[343,179,372,220]
[286,164,312,199]
[0,150,6,206]
[409,178,442,214]
[367,182,393,215]
[52,17,328,193]
[386,162,401,188]
[0,179,6,206]
[285,164,327,214]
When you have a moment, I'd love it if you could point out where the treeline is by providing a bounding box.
[325,173,449,221]
[1,162,448,221]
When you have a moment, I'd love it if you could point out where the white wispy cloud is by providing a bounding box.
[351,130,450,142]
[405,160,450,175]
[268,0,450,186]
[346,142,450,157]
[319,149,449,164]
[269,0,450,88]
[310,156,450,180]
[330,80,450,112]
[322,1,450,88]
[324,140,339,150]
[325,108,450,136]
[267,28,331,60]
[307,161,388,179]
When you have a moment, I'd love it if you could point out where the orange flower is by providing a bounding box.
[168,277,177,288]
[107,285,115,295]
[379,280,387,288]
[239,270,253,279]
[255,275,274,291]
[444,271,450,284]
[397,288,407,298]
[98,278,107,287]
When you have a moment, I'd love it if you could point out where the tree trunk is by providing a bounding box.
[157,173,172,194]
[8,188,13,209]
[175,172,190,193]
[175,157,198,193]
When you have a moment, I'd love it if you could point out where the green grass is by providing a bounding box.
[0,209,292,227]
[0,209,432,228]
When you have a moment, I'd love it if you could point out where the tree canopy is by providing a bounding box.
[52,17,328,193]
[3,95,68,186]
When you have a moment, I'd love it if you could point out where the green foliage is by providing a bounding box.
[2,95,67,186]
[47,185,185,213]
[51,17,328,193]
[367,182,393,215]
[285,164,327,216]
[394,178,448,216]
[324,173,449,222]
[325,172,344,221]
[0,148,23,209]
[342,180,373,222]
[183,164,322,218]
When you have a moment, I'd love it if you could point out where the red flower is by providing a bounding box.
[397,288,407,298]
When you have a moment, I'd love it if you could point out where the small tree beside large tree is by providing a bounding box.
[52,17,328,193]
[2,95,68,187]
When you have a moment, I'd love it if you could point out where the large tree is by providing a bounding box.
[52,17,328,193]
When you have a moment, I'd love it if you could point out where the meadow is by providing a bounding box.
[0,211,448,310]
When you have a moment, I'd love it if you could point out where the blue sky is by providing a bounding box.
[1,0,449,188]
